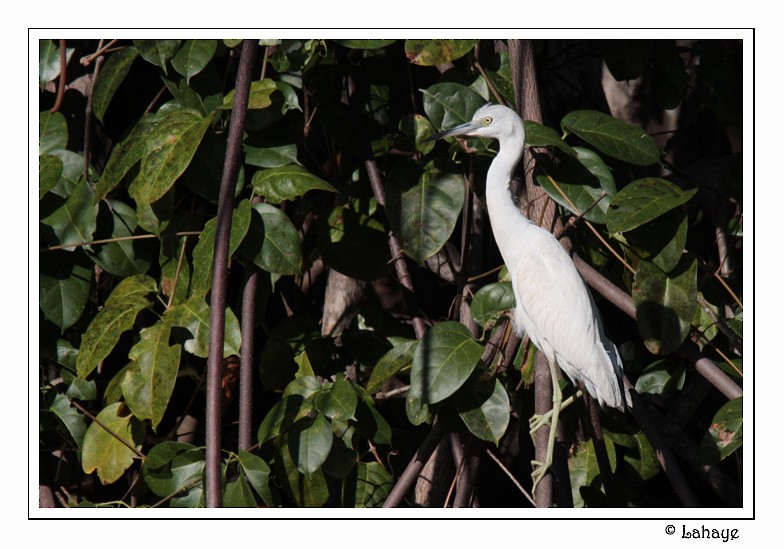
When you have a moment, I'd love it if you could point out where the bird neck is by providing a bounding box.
[485,137,530,227]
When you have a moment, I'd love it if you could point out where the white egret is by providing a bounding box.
[429,104,629,498]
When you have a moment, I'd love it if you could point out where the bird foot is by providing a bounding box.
[529,411,553,435]
[530,459,550,499]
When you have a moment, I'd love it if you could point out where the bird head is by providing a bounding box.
[428,104,525,144]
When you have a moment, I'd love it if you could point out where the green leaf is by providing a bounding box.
[171,40,217,83]
[94,114,156,201]
[48,150,85,197]
[405,39,478,66]
[39,250,92,331]
[278,438,330,507]
[536,147,617,224]
[128,109,211,205]
[190,200,253,296]
[237,450,279,507]
[484,52,514,105]
[410,321,483,404]
[568,436,618,507]
[561,110,660,166]
[41,178,98,251]
[606,430,658,481]
[76,275,156,378]
[633,257,698,355]
[314,379,358,421]
[422,83,487,135]
[222,79,277,110]
[39,111,68,154]
[607,178,698,234]
[287,414,334,475]
[699,397,742,465]
[385,159,464,264]
[257,394,307,443]
[354,390,392,445]
[470,282,515,329]
[134,40,181,71]
[625,208,689,273]
[224,474,257,507]
[93,46,139,123]
[348,462,393,507]
[121,322,182,431]
[524,120,576,156]
[40,154,63,198]
[81,403,143,485]
[315,206,390,281]
[39,39,74,86]
[244,143,300,168]
[241,202,302,275]
[258,316,321,392]
[165,296,242,358]
[367,339,417,394]
[142,442,205,507]
[453,377,510,444]
[634,359,685,395]
[89,199,153,277]
[251,164,337,204]
[49,393,89,455]
[394,113,437,155]
[335,39,396,50]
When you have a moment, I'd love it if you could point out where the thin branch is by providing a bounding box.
[166,236,188,310]
[67,398,145,459]
[50,40,67,114]
[80,39,118,66]
[383,421,446,508]
[42,231,202,252]
[238,267,259,451]
[713,270,743,309]
[83,54,104,181]
[485,448,535,506]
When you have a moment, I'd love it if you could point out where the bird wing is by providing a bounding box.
[511,229,624,409]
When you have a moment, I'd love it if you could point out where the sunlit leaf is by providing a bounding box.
[314,379,358,422]
[241,202,302,275]
[405,39,477,66]
[164,296,241,358]
[238,450,279,507]
[607,178,697,234]
[524,120,576,156]
[633,257,697,355]
[142,441,205,507]
[367,339,417,394]
[81,403,143,485]
[700,397,742,465]
[453,377,510,444]
[252,164,337,204]
[41,179,98,251]
[287,414,334,475]
[222,79,277,110]
[39,39,74,87]
[470,282,515,329]
[561,110,660,166]
[39,111,68,154]
[171,39,217,83]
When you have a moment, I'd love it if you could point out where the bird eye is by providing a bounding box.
[483,116,493,125]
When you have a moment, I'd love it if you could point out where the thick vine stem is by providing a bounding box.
[204,39,258,508]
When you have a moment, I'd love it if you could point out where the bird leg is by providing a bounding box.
[530,359,564,500]
[529,389,582,434]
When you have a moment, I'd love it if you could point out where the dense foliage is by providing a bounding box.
[38,38,743,508]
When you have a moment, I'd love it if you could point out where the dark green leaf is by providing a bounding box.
[41,179,98,251]
[257,394,307,443]
[524,120,576,156]
[699,397,742,465]
[89,199,153,277]
[244,143,300,168]
[287,414,334,475]
[422,83,487,135]
[171,40,217,83]
[224,474,256,507]
[470,282,515,329]
[405,39,478,66]
[40,154,63,198]
[240,202,302,275]
[314,379,358,421]
[367,339,417,394]
[142,442,205,506]
[633,257,697,355]
[93,46,139,123]
[39,39,74,86]
[607,178,697,233]
[561,110,660,166]
[353,389,392,445]
[237,450,279,507]
[335,40,396,50]
[39,111,68,154]
[349,462,393,507]
[134,40,181,71]
[94,114,156,201]
[453,377,510,444]
[410,321,483,404]
[625,208,689,273]
[50,393,89,455]
[39,250,92,331]
[277,438,330,507]
[81,403,143,485]
[385,159,464,264]
[251,164,337,204]
[315,206,390,281]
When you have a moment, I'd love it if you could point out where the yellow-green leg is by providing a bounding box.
[529,359,566,500]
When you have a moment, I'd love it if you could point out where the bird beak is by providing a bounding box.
[426,120,480,142]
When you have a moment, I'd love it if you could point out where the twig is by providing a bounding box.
[166,236,188,310]
[374,385,410,400]
[382,421,445,507]
[144,86,168,115]
[713,271,743,309]
[42,231,202,252]
[81,39,118,66]
[474,61,505,106]
[238,267,259,451]
[68,398,145,459]
[50,40,67,113]
[204,39,258,508]
[485,448,535,506]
